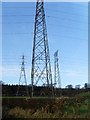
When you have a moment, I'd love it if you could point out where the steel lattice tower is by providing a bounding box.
[16,55,29,96]
[31,0,53,97]
[54,50,61,88]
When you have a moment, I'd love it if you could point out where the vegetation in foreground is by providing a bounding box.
[2,92,90,118]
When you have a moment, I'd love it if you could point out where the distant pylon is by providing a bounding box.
[54,50,61,88]
[16,55,29,96]
[31,0,53,97]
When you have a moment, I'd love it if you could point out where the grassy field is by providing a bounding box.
[2,92,90,118]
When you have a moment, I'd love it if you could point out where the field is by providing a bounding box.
[2,92,90,119]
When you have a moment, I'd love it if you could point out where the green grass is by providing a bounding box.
[1,96,30,99]
[2,96,55,99]
[2,94,90,118]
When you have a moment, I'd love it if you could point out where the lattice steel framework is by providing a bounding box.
[31,0,53,97]
[54,50,61,88]
[16,55,29,96]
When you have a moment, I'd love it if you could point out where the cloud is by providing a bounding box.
[2,65,19,77]
[1,65,31,84]
[0,66,2,80]
[2,65,30,78]
[64,70,85,77]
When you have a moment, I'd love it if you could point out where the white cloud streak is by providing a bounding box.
[2,65,30,78]
[65,70,85,77]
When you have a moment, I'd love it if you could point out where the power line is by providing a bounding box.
[1,21,87,32]
[2,57,88,61]
[2,32,87,41]
[2,14,34,17]
[2,32,33,35]
[2,7,35,9]
[48,34,88,41]
[1,23,87,35]
[2,14,87,24]
[1,22,34,24]
[47,23,87,32]
[2,6,87,17]
[46,15,87,24]
[2,57,88,66]
[2,2,87,10]
[45,8,87,17]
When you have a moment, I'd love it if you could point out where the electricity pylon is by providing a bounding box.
[16,55,29,97]
[54,50,61,89]
[31,0,53,97]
